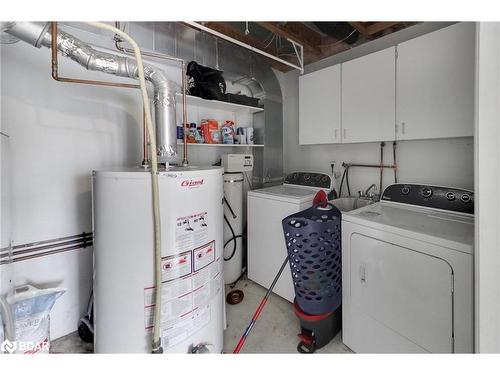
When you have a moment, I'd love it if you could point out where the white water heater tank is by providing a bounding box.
[92,167,224,353]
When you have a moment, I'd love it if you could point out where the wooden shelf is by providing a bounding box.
[175,93,264,114]
[177,141,263,148]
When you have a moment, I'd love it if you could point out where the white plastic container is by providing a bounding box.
[92,166,224,353]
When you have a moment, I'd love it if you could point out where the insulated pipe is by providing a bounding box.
[114,26,189,166]
[50,23,140,90]
[2,22,178,164]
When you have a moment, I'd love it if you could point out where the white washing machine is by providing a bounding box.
[248,172,332,302]
[342,183,474,353]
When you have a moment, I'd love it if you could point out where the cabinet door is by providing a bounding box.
[341,47,396,143]
[396,22,475,140]
[299,65,341,144]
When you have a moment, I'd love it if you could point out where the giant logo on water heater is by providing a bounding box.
[180,179,204,188]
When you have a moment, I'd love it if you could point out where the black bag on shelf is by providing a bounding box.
[186,61,226,101]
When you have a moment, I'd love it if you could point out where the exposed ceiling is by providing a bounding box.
[194,22,418,71]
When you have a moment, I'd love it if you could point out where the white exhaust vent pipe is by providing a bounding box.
[1,22,178,164]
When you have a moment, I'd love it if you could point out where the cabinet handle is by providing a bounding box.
[402,122,406,135]
[334,129,338,139]
[359,265,366,283]
[343,129,347,139]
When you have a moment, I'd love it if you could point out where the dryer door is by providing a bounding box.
[350,233,454,353]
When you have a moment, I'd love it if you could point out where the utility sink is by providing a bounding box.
[330,197,374,213]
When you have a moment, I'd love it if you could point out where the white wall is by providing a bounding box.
[279,69,474,194]
[475,22,500,353]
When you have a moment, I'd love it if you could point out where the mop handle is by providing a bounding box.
[233,256,290,354]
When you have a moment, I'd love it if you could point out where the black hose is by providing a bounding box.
[329,163,338,199]
[225,234,246,248]
[339,167,347,197]
[223,196,237,219]
[223,214,238,262]
[346,166,351,196]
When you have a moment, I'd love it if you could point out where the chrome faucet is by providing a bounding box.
[365,184,377,197]
[359,184,379,201]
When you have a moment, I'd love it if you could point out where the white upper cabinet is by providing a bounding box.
[396,22,475,140]
[341,47,396,143]
[299,64,341,145]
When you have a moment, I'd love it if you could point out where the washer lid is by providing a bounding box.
[248,185,323,204]
[342,202,474,254]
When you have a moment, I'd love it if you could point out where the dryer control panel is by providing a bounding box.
[283,172,332,190]
[381,184,474,215]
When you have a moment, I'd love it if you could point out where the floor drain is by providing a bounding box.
[226,290,244,305]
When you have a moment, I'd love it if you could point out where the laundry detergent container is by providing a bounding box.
[282,203,342,315]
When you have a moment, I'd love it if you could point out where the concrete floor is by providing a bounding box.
[51,278,351,354]
[51,332,93,354]
[223,279,351,353]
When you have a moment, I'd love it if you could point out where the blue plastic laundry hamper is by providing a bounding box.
[282,203,342,315]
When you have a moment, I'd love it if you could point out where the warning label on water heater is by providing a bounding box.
[175,212,209,253]
[193,241,215,271]
[161,251,192,283]
[143,242,222,348]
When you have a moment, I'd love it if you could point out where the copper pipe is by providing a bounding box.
[379,142,385,193]
[0,243,92,265]
[0,232,92,253]
[51,22,150,167]
[393,141,398,183]
[181,61,189,166]
[0,238,89,259]
[342,162,396,169]
[50,22,140,89]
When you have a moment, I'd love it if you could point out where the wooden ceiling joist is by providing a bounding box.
[365,22,401,35]
[349,21,401,36]
[349,22,369,36]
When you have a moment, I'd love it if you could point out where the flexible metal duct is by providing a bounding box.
[1,22,178,164]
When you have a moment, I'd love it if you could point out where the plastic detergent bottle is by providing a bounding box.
[187,123,197,143]
[221,121,235,144]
